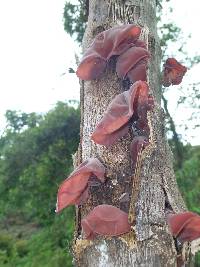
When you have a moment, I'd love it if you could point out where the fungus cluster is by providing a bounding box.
[76,24,151,83]
[56,23,198,249]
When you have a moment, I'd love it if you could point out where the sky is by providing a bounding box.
[0,0,199,144]
[0,0,80,120]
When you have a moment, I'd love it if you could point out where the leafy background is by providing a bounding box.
[0,0,199,266]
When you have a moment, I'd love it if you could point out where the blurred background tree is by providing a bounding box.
[0,102,80,267]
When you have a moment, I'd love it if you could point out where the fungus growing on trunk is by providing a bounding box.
[56,158,105,212]
[127,59,149,83]
[76,24,141,80]
[81,204,131,240]
[116,46,150,81]
[162,58,187,87]
[167,212,200,242]
[91,81,151,146]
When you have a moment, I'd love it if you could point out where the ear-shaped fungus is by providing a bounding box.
[134,40,147,49]
[130,136,149,167]
[116,46,150,82]
[91,81,151,146]
[56,158,105,213]
[167,212,200,242]
[81,204,131,239]
[76,24,141,80]
[127,59,149,83]
[162,58,187,87]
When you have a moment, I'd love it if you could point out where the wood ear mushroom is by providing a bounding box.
[76,24,141,80]
[56,158,105,212]
[81,204,131,240]
[116,46,150,82]
[162,58,187,87]
[167,211,200,242]
[91,81,151,146]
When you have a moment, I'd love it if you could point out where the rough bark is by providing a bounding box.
[73,0,187,266]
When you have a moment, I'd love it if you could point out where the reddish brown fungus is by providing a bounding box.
[116,46,150,80]
[162,58,187,87]
[167,212,200,242]
[76,57,106,81]
[56,158,105,213]
[137,86,153,117]
[130,136,149,167]
[76,24,141,80]
[127,59,148,83]
[91,81,150,146]
[134,40,147,49]
[81,204,131,240]
[167,212,196,237]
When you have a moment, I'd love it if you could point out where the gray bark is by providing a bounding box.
[73,0,187,266]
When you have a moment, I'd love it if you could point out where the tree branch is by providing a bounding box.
[162,93,183,168]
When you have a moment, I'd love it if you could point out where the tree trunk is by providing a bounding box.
[73,0,187,266]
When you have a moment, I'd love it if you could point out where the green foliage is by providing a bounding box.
[175,146,200,266]
[0,101,79,266]
[63,1,88,43]
[158,23,181,53]
[0,101,80,223]
[0,233,14,260]
[195,253,200,267]
[176,147,200,214]
[0,212,74,267]
[16,211,75,267]
[5,110,42,132]
[15,240,29,257]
